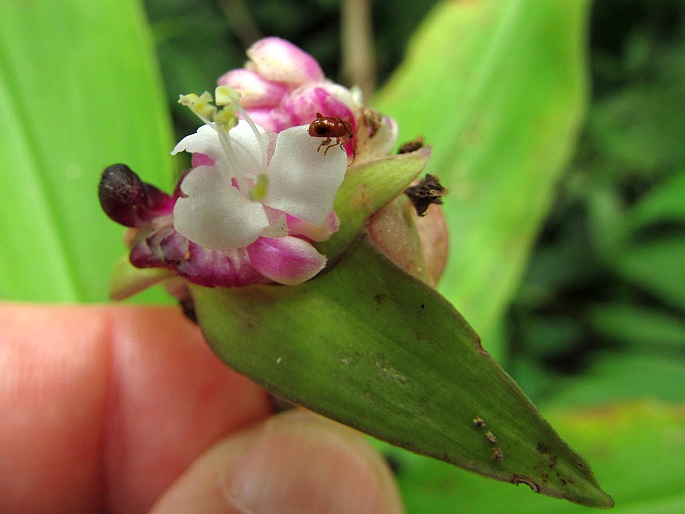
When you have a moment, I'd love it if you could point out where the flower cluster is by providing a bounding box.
[219,37,398,160]
[99,37,400,292]
[218,38,355,139]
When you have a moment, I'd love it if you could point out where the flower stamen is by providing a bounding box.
[179,89,263,195]
[249,173,269,201]
[216,86,268,172]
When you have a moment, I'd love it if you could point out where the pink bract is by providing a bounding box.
[218,37,357,142]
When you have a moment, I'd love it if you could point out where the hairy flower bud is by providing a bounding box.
[98,164,174,227]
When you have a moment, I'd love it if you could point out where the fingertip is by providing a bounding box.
[151,410,404,514]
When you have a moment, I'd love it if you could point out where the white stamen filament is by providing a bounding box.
[215,127,249,193]
[232,102,268,173]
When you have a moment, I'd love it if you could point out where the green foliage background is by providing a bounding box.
[2,0,684,511]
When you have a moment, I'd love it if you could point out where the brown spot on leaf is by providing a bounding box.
[485,431,498,445]
[473,334,487,355]
[536,443,550,455]
[374,293,384,304]
[511,474,541,493]
[398,136,425,154]
[491,447,503,462]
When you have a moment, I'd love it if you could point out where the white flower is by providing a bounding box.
[171,115,347,252]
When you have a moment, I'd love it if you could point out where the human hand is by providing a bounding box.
[0,303,403,513]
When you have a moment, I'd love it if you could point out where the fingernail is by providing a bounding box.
[223,411,403,514]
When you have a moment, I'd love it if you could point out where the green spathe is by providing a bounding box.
[317,147,432,261]
[191,237,613,508]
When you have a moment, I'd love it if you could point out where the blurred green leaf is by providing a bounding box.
[548,354,685,407]
[192,237,612,507]
[391,401,684,513]
[373,0,590,346]
[590,302,685,352]
[625,170,685,230]
[612,237,685,309]
[585,40,685,180]
[518,315,584,357]
[0,0,175,302]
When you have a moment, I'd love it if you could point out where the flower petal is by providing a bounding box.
[367,114,399,158]
[191,153,215,167]
[260,206,289,238]
[217,69,288,108]
[286,211,339,242]
[226,120,271,175]
[244,106,282,133]
[246,37,324,84]
[275,84,357,130]
[262,125,347,226]
[173,165,269,250]
[172,125,222,159]
[247,236,326,285]
[130,224,266,287]
[172,121,270,180]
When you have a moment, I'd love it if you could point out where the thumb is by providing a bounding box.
[150,409,404,514]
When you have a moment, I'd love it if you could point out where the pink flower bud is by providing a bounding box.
[245,37,324,85]
[217,69,288,108]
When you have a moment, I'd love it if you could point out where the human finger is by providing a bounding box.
[151,409,404,514]
[0,303,271,514]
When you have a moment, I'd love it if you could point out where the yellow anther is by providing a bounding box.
[215,106,239,132]
[178,93,199,106]
[215,86,241,106]
[179,91,217,121]
[193,92,217,120]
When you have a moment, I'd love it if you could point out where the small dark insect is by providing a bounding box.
[491,447,504,462]
[404,174,448,216]
[397,136,425,154]
[308,112,354,155]
[472,417,486,429]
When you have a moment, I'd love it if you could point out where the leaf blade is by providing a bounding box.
[373,0,590,342]
[191,237,612,507]
[0,0,175,302]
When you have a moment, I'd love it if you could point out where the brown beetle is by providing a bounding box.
[308,112,354,155]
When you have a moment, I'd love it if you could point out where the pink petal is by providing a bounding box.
[217,69,288,108]
[246,37,324,85]
[247,236,326,285]
[191,153,214,167]
[277,84,356,129]
[243,106,281,133]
